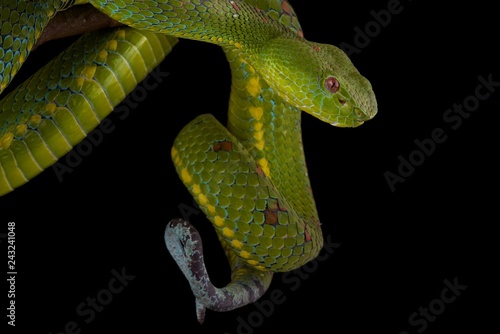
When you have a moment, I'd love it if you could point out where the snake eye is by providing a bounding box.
[325,77,340,93]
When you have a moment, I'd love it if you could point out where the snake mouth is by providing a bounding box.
[332,107,369,127]
[329,120,364,128]
[351,120,365,128]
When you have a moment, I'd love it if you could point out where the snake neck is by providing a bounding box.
[88,0,295,54]
[225,49,322,237]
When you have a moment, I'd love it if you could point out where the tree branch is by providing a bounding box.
[35,4,124,49]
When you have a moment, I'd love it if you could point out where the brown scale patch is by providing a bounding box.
[264,210,278,225]
[264,200,287,225]
[304,227,312,242]
[213,141,233,152]
[230,0,240,11]
[282,0,292,14]
[256,165,265,178]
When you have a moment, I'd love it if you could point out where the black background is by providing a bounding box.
[1,1,497,333]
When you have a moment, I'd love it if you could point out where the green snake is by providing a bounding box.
[0,0,377,322]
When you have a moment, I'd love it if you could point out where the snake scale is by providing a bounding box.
[0,0,377,322]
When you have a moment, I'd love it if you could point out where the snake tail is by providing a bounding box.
[165,218,273,324]
[168,113,323,319]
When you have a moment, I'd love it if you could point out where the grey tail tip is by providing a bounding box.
[196,299,206,324]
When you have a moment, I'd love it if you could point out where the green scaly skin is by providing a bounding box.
[0,0,176,192]
[0,0,377,323]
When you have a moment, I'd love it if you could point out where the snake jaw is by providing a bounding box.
[329,119,364,128]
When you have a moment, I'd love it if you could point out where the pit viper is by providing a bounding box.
[0,0,377,323]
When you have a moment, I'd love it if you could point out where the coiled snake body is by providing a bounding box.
[0,0,377,322]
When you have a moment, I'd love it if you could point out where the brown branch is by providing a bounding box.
[34,4,124,49]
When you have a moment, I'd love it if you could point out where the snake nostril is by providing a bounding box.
[338,98,346,105]
[354,108,367,120]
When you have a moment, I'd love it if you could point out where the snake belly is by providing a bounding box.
[1,0,377,323]
[0,1,177,194]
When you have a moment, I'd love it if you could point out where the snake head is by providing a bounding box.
[253,37,377,127]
